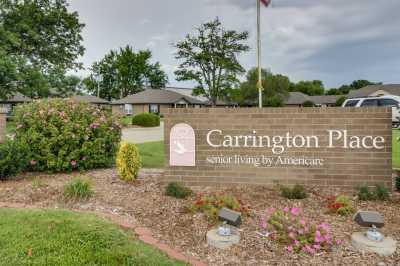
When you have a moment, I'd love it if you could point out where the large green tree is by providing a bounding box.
[238,68,290,107]
[338,79,381,94]
[174,18,249,106]
[289,80,325,96]
[0,0,84,99]
[84,46,168,101]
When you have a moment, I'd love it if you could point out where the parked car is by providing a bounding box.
[342,96,400,128]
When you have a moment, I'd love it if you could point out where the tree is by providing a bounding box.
[290,80,325,96]
[174,18,249,106]
[239,68,289,107]
[84,46,168,101]
[338,80,381,94]
[325,88,341,95]
[0,0,84,71]
[335,96,347,107]
[0,0,84,99]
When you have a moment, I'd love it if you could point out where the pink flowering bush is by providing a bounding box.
[13,99,121,172]
[259,207,341,255]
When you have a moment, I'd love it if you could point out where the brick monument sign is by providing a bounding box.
[164,108,392,189]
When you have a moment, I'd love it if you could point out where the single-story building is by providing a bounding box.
[0,92,32,118]
[347,84,400,98]
[111,88,206,116]
[285,92,342,107]
[69,94,110,108]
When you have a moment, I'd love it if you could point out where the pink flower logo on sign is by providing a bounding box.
[170,123,195,166]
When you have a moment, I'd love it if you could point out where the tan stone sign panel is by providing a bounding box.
[169,123,196,166]
[164,108,392,189]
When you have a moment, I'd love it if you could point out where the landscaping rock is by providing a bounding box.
[351,232,397,256]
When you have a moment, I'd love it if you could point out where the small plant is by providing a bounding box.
[116,142,142,181]
[396,176,400,192]
[357,184,390,201]
[258,207,342,255]
[165,182,193,199]
[32,178,47,189]
[131,113,160,127]
[191,193,249,222]
[280,184,307,199]
[64,178,93,201]
[326,195,355,216]
[374,184,390,201]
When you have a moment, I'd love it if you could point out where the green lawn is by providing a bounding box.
[137,141,165,168]
[0,208,185,266]
[393,129,400,169]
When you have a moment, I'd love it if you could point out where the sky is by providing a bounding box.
[67,0,400,89]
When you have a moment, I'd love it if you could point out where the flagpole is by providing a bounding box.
[257,0,263,108]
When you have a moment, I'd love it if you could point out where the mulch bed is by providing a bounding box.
[0,169,399,266]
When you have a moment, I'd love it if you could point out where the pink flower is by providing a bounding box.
[336,239,342,246]
[290,207,300,216]
[283,207,289,213]
[318,223,330,231]
[59,111,66,118]
[81,156,87,161]
[300,219,306,226]
[294,240,300,246]
[288,232,296,239]
[297,229,304,235]
[90,123,99,129]
[30,160,37,166]
[313,244,321,250]
[286,245,293,253]
[70,160,77,167]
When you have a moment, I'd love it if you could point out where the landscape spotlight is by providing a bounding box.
[218,207,241,227]
[354,211,384,241]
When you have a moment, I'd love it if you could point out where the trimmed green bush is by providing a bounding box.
[116,142,142,181]
[0,140,30,180]
[357,184,390,201]
[280,184,308,199]
[64,178,93,201]
[131,113,160,127]
[13,99,121,173]
[165,182,193,199]
[302,100,315,107]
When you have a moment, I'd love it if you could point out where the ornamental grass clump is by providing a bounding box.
[258,207,341,255]
[357,184,390,201]
[13,99,121,173]
[116,142,142,181]
[280,184,308,199]
[64,178,93,201]
[191,193,249,223]
[326,195,355,216]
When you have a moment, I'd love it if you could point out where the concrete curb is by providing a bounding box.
[0,202,207,266]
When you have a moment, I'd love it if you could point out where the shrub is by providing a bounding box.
[131,113,160,127]
[165,182,193,199]
[191,193,249,222]
[0,140,30,180]
[13,99,121,173]
[64,178,93,201]
[302,101,315,107]
[280,184,307,199]
[116,142,141,181]
[357,184,390,201]
[335,96,347,107]
[396,176,400,192]
[373,184,390,201]
[326,195,355,216]
[258,207,342,254]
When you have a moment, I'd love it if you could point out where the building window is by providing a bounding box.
[124,104,133,115]
[149,104,159,114]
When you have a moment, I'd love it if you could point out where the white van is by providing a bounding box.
[342,96,400,128]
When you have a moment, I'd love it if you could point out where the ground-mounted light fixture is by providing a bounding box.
[206,208,241,249]
[351,211,397,256]
[218,207,242,227]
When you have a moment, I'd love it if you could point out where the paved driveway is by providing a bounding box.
[121,122,164,144]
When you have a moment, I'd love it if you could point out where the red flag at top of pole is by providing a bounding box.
[260,0,271,7]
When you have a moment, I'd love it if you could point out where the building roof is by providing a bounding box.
[70,94,110,104]
[112,89,205,105]
[347,84,400,98]
[286,92,310,105]
[286,92,341,105]
[0,92,32,103]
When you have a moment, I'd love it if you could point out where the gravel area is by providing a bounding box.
[0,169,399,266]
